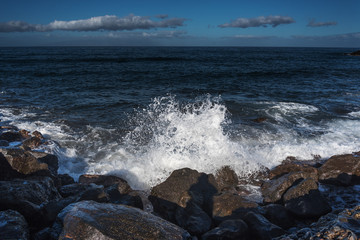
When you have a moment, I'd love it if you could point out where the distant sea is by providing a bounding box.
[1,47,360,189]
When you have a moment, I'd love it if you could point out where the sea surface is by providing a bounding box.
[1,47,360,189]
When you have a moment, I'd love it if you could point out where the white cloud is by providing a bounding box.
[108,30,187,39]
[307,19,337,27]
[0,14,186,32]
[219,15,295,28]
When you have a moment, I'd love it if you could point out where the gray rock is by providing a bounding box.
[0,210,29,240]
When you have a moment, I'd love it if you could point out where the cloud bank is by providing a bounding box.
[307,19,337,27]
[219,15,295,28]
[0,14,186,32]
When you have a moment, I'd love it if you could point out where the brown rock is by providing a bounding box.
[19,129,30,139]
[32,131,44,139]
[283,178,318,202]
[349,50,360,56]
[79,174,131,192]
[319,154,360,185]
[215,166,239,191]
[22,137,42,149]
[269,162,319,180]
[0,131,21,142]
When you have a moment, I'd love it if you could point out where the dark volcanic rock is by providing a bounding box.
[261,170,318,203]
[319,153,360,185]
[215,165,239,191]
[51,200,191,240]
[243,211,285,240]
[202,219,248,240]
[149,168,218,223]
[0,210,29,240]
[79,174,132,191]
[263,204,295,229]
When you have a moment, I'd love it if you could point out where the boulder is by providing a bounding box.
[319,154,360,185]
[0,210,29,240]
[32,131,44,139]
[51,200,191,240]
[0,131,22,142]
[105,185,143,209]
[22,137,42,149]
[0,177,61,228]
[59,183,108,202]
[19,129,31,139]
[149,168,218,223]
[58,174,75,186]
[79,174,132,191]
[261,170,318,203]
[263,204,294,229]
[243,211,285,240]
[215,166,239,191]
[28,151,59,176]
[202,219,248,240]
[269,162,318,180]
[0,140,9,146]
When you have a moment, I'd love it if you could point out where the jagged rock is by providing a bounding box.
[202,219,248,240]
[283,178,318,202]
[269,162,318,180]
[261,170,318,203]
[79,174,132,192]
[59,183,108,202]
[0,210,29,240]
[0,148,49,176]
[319,153,360,185]
[0,151,24,180]
[243,211,285,240]
[28,151,58,176]
[0,131,22,142]
[0,177,61,228]
[58,174,75,186]
[175,201,212,235]
[149,168,218,223]
[105,184,143,209]
[22,137,42,149]
[263,204,295,229]
[32,131,44,139]
[19,129,30,139]
[215,166,239,191]
[51,200,191,240]
[212,192,258,221]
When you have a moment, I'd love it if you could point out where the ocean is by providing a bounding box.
[1,46,359,189]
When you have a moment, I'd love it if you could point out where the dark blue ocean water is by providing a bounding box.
[1,47,359,189]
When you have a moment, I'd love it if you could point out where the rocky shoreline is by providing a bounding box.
[1,123,360,240]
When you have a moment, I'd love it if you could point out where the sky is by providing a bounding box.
[0,0,359,47]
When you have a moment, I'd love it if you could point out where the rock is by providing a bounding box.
[32,131,44,139]
[263,204,295,229]
[0,177,61,228]
[19,129,31,139]
[252,117,267,123]
[319,154,360,185]
[0,210,29,240]
[212,192,258,221]
[269,162,318,180]
[0,125,19,131]
[238,166,270,186]
[79,174,132,191]
[175,201,212,235]
[0,131,22,142]
[0,150,24,180]
[215,166,239,191]
[22,137,42,149]
[106,185,143,209]
[282,178,319,202]
[284,189,331,219]
[28,151,59,176]
[0,148,49,176]
[58,174,75,186]
[261,170,318,203]
[149,168,218,223]
[349,50,360,56]
[202,219,248,240]
[51,200,191,240]
[243,211,285,240]
[59,183,108,202]
[0,140,9,146]
[33,227,52,240]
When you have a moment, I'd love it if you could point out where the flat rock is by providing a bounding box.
[0,210,29,240]
[52,200,191,240]
[319,153,360,185]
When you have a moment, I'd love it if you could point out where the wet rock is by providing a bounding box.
[0,148,49,176]
[269,162,318,180]
[0,150,24,180]
[1,125,19,131]
[22,137,42,149]
[319,154,360,185]
[0,177,61,228]
[202,219,248,240]
[252,117,267,123]
[175,201,212,235]
[283,178,318,202]
[51,200,191,240]
[32,131,44,139]
[349,50,360,56]
[243,211,285,240]
[58,174,75,186]
[28,151,59,176]
[149,168,218,223]
[0,131,22,142]
[261,170,318,203]
[212,192,258,221]
[0,140,9,146]
[238,167,270,186]
[79,174,132,192]
[59,183,108,202]
[106,185,143,209]
[33,227,51,240]
[0,210,29,240]
[263,204,295,229]
[19,129,30,139]
[215,166,239,191]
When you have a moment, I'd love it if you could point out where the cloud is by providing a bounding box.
[219,15,295,28]
[108,30,187,39]
[0,14,186,32]
[155,14,169,19]
[307,19,337,27]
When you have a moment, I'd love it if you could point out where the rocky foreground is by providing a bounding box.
[1,123,360,240]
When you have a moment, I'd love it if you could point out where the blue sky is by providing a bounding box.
[0,0,359,47]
